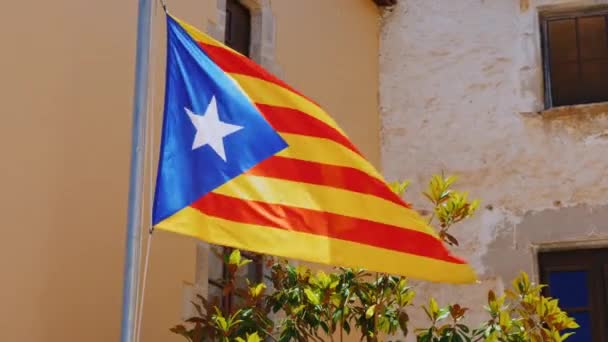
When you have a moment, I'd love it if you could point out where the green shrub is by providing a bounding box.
[171,175,577,341]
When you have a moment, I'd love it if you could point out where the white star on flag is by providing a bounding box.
[185,96,243,161]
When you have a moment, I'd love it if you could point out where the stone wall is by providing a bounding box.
[379,0,608,331]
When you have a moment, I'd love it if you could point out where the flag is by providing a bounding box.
[153,14,476,283]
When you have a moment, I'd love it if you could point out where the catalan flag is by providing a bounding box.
[153,14,476,283]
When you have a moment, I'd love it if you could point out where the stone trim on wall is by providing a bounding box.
[189,1,281,311]
[530,237,608,281]
[515,0,608,114]
[207,0,281,75]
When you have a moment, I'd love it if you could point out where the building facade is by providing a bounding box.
[380,0,608,339]
[0,1,380,341]
[7,0,607,340]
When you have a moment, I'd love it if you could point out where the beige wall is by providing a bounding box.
[0,1,379,341]
[272,0,381,166]
[380,0,608,333]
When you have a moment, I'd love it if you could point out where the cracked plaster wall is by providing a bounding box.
[380,0,608,330]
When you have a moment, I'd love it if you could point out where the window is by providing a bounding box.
[538,248,608,341]
[541,8,608,108]
[208,1,260,312]
[208,248,264,312]
[225,0,251,56]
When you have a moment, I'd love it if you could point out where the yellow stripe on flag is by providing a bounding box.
[212,174,436,236]
[228,74,346,136]
[277,134,383,181]
[173,16,241,53]
[155,207,476,284]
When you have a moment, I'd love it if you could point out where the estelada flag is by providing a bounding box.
[153,13,476,283]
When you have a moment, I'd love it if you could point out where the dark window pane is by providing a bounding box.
[545,12,608,107]
[580,60,608,103]
[549,19,579,64]
[550,62,581,106]
[208,281,223,300]
[208,247,263,312]
[208,247,225,282]
[235,258,262,286]
[225,0,251,56]
[579,16,608,60]
[566,311,592,342]
[548,270,589,308]
[539,248,608,340]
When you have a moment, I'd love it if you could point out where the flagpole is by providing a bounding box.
[120,0,153,341]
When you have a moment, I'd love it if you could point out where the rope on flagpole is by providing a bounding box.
[120,0,153,340]
[158,0,167,13]
[134,0,161,340]
[147,0,159,238]
[135,232,154,342]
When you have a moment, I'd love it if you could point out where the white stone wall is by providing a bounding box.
[379,0,608,332]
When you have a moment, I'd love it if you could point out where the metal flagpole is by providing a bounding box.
[120,0,153,341]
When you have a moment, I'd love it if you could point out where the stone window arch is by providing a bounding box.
[188,0,280,316]
[209,0,280,73]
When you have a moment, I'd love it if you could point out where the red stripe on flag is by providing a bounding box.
[198,42,317,105]
[255,104,361,155]
[196,42,360,156]
[191,193,465,264]
[246,156,408,207]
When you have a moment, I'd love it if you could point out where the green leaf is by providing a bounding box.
[568,321,580,329]
[316,271,330,285]
[452,332,464,342]
[343,320,351,334]
[303,288,320,305]
[365,304,377,319]
[561,332,575,341]
[228,249,241,265]
[438,335,450,342]
[378,316,391,332]
[330,293,342,306]
[247,332,261,342]
[461,331,472,342]
[429,298,439,317]
[418,329,432,342]
[388,180,410,196]
[436,307,450,321]
[214,316,228,331]
[445,175,457,187]
[250,283,266,297]
[319,320,330,334]
[457,324,470,333]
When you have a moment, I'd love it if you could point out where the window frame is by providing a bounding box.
[207,0,259,313]
[208,248,264,312]
[225,0,252,57]
[538,248,608,341]
[540,7,608,109]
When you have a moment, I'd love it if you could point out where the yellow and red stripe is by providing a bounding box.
[156,15,476,283]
